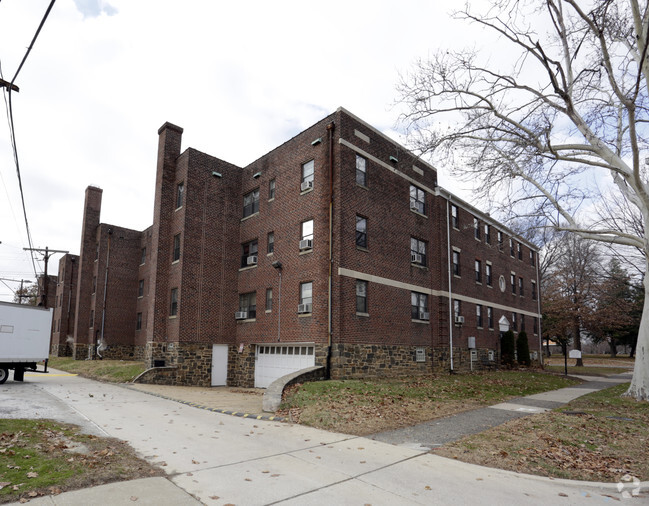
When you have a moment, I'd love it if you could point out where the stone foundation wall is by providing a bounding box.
[50,344,72,357]
[432,346,499,373]
[328,344,432,379]
[72,343,92,361]
[98,344,145,361]
[132,366,178,385]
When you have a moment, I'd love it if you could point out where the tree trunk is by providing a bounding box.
[574,320,583,367]
[624,267,649,401]
[609,338,617,358]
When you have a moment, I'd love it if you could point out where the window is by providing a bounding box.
[533,317,538,334]
[265,288,273,311]
[176,182,184,209]
[356,154,367,186]
[89,309,94,328]
[474,217,480,240]
[510,238,515,257]
[239,292,256,319]
[410,237,427,266]
[410,185,426,214]
[453,299,462,319]
[356,216,367,248]
[511,273,516,294]
[267,232,274,254]
[530,250,536,266]
[488,307,494,329]
[299,282,313,312]
[518,242,523,260]
[140,247,146,265]
[300,220,314,250]
[173,233,181,262]
[92,276,96,294]
[453,250,461,276]
[497,230,503,250]
[451,204,459,229]
[486,263,492,286]
[269,179,276,200]
[512,312,517,331]
[170,288,178,316]
[136,312,142,331]
[241,240,258,268]
[95,243,99,260]
[532,280,537,300]
[476,305,483,328]
[475,260,482,283]
[484,224,491,244]
[301,160,314,189]
[519,277,524,296]
[521,314,526,332]
[138,279,144,298]
[243,189,260,218]
[411,292,429,320]
[356,280,368,313]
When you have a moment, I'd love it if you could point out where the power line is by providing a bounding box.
[0,0,57,278]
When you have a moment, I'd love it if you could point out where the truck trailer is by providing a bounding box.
[0,301,52,384]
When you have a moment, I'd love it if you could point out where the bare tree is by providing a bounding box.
[543,235,600,365]
[399,0,649,400]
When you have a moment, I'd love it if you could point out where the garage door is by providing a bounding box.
[254,344,315,388]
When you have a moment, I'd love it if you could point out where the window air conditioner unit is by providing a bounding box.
[298,303,312,314]
[410,203,420,212]
[235,311,248,320]
[419,311,430,321]
[246,255,258,265]
[411,252,422,263]
[299,239,313,250]
[301,180,313,192]
[455,315,465,324]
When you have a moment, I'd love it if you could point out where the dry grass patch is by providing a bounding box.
[278,371,579,436]
[47,357,146,383]
[434,383,649,482]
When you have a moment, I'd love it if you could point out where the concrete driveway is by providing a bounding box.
[1,371,644,505]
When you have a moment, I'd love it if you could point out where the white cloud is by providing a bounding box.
[0,0,485,300]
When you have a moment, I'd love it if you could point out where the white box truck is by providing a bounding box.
[0,301,52,384]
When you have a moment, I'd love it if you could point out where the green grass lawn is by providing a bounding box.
[47,357,146,383]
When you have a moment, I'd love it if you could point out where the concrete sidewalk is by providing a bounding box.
[370,372,633,450]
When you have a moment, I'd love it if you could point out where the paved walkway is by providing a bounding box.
[370,373,633,450]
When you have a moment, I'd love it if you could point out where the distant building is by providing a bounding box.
[51,108,541,387]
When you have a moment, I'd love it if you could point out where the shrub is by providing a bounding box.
[517,331,531,366]
[501,330,516,366]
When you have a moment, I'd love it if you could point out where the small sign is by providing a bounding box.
[415,347,425,362]
[238,343,245,353]
[568,349,582,359]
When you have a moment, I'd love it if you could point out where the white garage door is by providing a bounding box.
[254,344,315,388]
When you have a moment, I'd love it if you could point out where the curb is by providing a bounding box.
[122,385,285,422]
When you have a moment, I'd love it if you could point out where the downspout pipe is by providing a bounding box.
[446,198,454,372]
[326,121,335,379]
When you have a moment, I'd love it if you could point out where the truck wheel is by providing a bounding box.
[0,368,8,385]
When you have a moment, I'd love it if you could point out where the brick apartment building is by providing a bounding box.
[49,107,541,387]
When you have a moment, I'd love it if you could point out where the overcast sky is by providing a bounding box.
[0,0,497,301]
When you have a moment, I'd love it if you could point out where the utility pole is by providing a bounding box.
[23,247,68,307]
[0,277,33,303]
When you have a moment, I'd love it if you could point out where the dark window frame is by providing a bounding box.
[410,237,427,266]
[356,280,368,314]
[241,240,258,268]
[356,154,367,187]
[410,185,426,214]
[356,215,367,248]
[243,188,260,218]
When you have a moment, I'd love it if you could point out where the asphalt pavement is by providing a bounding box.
[1,370,646,505]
